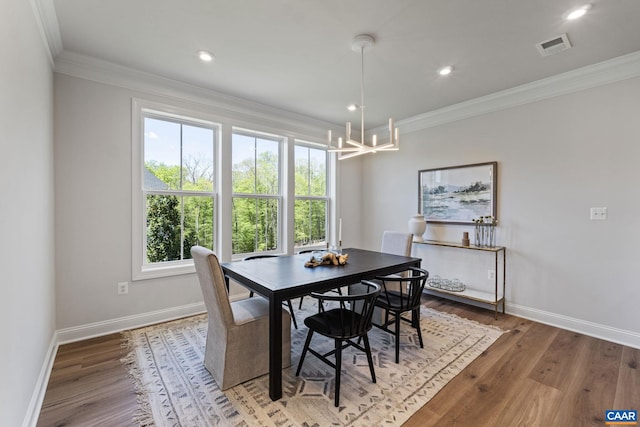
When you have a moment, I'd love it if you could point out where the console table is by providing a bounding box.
[415,240,506,319]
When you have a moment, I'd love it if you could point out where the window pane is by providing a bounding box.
[232,134,255,193]
[232,197,279,254]
[294,146,309,196]
[182,124,214,192]
[144,118,181,190]
[294,199,327,247]
[294,200,311,246]
[310,200,327,243]
[182,195,214,258]
[256,138,279,195]
[309,147,327,196]
[146,194,181,262]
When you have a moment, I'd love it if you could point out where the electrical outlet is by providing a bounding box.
[590,207,607,220]
[117,281,129,295]
[488,270,496,280]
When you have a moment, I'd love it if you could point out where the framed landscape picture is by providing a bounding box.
[419,161,497,224]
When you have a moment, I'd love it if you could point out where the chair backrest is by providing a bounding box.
[311,281,381,339]
[381,231,413,256]
[191,246,235,327]
[376,267,429,311]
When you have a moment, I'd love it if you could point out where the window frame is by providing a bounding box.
[293,140,330,251]
[230,127,284,259]
[132,99,219,280]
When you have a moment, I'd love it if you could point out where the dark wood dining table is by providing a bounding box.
[221,247,422,401]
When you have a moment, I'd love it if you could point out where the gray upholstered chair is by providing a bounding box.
[380,230,413,259]
[191,246,292,390]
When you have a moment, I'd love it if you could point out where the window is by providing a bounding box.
[133,99,335,279]
[294,143,328,249]
[140,110,216,273]
[231,130,282,255]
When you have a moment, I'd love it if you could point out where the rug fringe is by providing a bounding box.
[121,331,156,427]
[424,306,509,333]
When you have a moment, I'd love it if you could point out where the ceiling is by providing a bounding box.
[49,0,640,128]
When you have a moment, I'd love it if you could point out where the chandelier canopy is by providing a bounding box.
[327,34,399,160]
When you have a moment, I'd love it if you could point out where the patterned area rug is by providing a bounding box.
[122,301,504,426]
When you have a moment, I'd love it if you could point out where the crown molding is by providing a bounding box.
[54,45,640,140]
[54,51,340,141]
[391,50,640,135]
[29,0,62,67]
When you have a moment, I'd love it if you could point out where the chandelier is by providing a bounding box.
[327,34,399,160]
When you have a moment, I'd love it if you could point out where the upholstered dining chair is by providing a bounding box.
[243,254,299,329]
[295,280,381,407]
[381,230,413,259]
[191,246,292,390]
[373,267,429,363]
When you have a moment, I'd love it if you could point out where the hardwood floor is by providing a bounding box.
[37,297,639,426]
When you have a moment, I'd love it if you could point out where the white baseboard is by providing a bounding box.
[508,303,640,349]
[56,301,206,345]
[425,291,640,349]
[22,333,58,427]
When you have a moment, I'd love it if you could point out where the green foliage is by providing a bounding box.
[146,195,181,262]
[145,143,328,259]
[145,162,214,262]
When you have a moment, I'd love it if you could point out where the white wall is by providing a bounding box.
[359,76,640,346]
[0,0,56,425]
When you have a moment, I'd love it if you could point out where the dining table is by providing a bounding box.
[221,247,422,401]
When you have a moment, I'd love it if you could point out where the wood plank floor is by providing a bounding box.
[37,296,639,426]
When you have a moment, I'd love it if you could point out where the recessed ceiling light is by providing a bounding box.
[438,66,453,76]
[347,104,358,112]
[566,4,592,20]
[198,50,214,62]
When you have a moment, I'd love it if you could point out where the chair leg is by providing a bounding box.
[334,339,342,407]
[287,299,298,329]
[249,291,254,298]
[414,308,424,348]
[395,311,401,364]
[298,296,304,309]
[362,334,376,383]
[296,330,314,376]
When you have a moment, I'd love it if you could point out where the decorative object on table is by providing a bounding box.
[122,303,504,427]
[427,275,466,292]
[326,34,399,160]
[408,213,427,242]
[472,215,497,247]
[419,161,497,224]
[462,231,470,246]
[304,251,349,268]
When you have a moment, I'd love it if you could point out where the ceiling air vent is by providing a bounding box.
[536,34,572,57]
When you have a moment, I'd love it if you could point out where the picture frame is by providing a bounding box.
[418,161,497,224]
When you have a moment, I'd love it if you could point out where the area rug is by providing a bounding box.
[122,301,504,426]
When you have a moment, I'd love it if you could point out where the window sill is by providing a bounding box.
[133,261,196,281]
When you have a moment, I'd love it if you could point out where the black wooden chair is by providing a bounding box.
[295,280,381,407]
[372,267,429,363]
[242,254,299,329]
